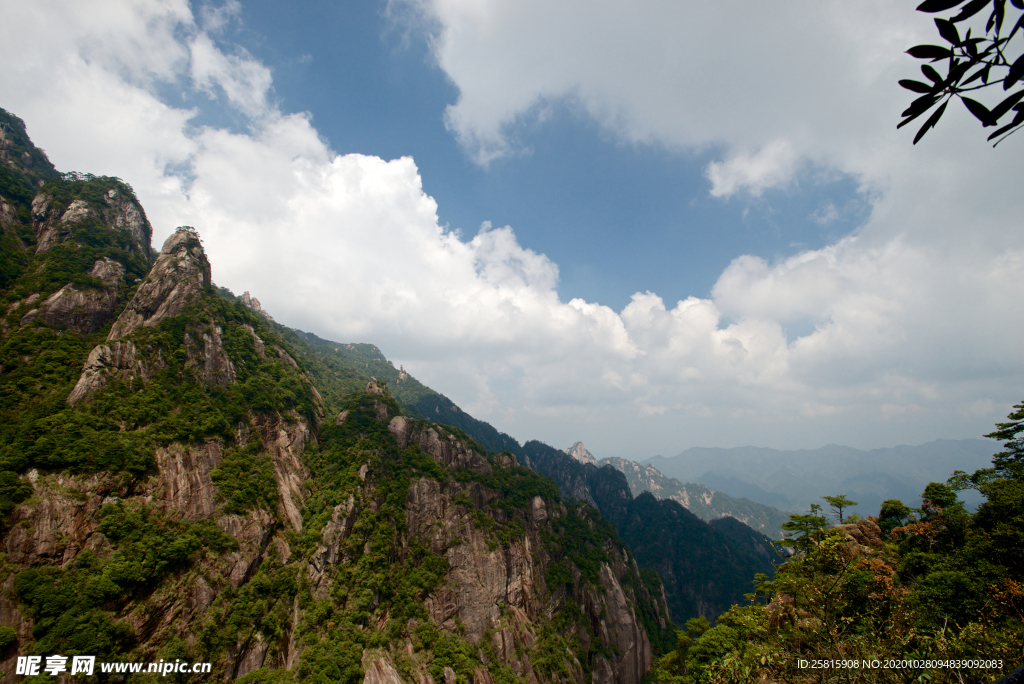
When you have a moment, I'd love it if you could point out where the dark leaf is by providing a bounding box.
[1012,0,1023,8]
[986,119,1021,140]
[914,101,948,143]
[917,0,965,10]
[906,44,953,60]
[922,64,944,83]
[901,93,940,117]
[993,0,1005,34]
[962,65,987,85]
[917,100,946,142]
[935,18,962,44]
[898,112,927,129]
[982,64,992,84]
[1005,52,1024,89]
[901,79,936,93]
[990,88,1024,120]
[946,59,974,85]
[961,97,994,124]
[951,0,991,22]
[1009,12,1024,40]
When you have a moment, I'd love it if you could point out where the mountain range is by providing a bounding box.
[645,440,994,516]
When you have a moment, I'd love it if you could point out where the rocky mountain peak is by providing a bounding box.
[0,109,59,188]
[239,290,273,321]
[107,226,211,341]
[565,440,597,464]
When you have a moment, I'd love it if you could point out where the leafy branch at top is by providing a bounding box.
[899,0,1024,145]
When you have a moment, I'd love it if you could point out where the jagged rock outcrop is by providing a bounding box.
[19,257,126,333]
[66,338,161,404]
[67,228,217,403]
[107,227,210,341]
[184,322,237,387]
[599,456,790,540]
[390,416,493,474]
[565,441,597,465]
[835,517,884,560]
[152,441,224,520]
[3,470,117,566]
[31,185,151,258]
[525,440,778,624]
[239,290,273,321]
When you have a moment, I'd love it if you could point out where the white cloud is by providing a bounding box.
[2,0,1022,457]
[705,141,800,198]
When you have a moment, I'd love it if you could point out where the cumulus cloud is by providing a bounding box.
[2,0,1023,456]
[705,141,801,198]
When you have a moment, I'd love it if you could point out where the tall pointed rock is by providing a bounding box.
[67,227,212,404]
[107,227,211,341]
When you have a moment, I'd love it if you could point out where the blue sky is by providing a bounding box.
[210,0,868,311]
[2,0,1023,458]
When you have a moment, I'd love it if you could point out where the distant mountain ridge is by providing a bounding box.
[599,457,791,540]
[646,440,995,516]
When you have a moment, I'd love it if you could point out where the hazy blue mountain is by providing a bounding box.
[644,440,994,516]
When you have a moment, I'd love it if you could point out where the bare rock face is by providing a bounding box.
[0,197,20,232]
[107,227,211,341]
[19,258,125,333]
[2,471,117,566]
[184,323,236,388]
[362,651,404,684]
[836,517,885,560]
[219,508,276,587]
[253,413,313,531]
[66,338,161,404]
[389,416,493,474]
[593,563,653,684]
[31,186,152,257]
[151,442,223,520]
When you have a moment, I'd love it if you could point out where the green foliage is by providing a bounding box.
[199,558,299,667]
[0,470,32,518]
[650,405,1024,683]
[986,400,1024,479]
[877,498,913,537]
[543,502,614,586]
[0,291,321,478]
[821,494,858,524]
[778,503,829,553]
[211,441,278,514]
[0,625,18,650]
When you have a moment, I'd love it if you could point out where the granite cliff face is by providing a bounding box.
[0,109,669,684]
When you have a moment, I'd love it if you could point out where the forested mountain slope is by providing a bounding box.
[0,107,671,684]
[598,457,791,539]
